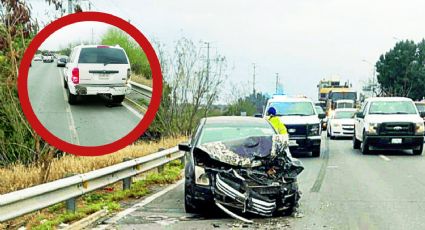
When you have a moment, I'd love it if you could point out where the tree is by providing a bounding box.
[375,40,425,100]
[148,38,228,137]
[101,28,151,78]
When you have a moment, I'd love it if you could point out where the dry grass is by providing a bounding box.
[130,74,153,87]
[0,136,186,195]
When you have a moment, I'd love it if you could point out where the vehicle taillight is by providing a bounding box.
[72,67,79,84]
[97,45,109,48]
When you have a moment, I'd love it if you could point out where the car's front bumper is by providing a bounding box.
[289,135,321,150]
[365,135,424,150]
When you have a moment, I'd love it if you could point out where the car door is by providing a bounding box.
[77,47,130,86]
[355,102,368,140]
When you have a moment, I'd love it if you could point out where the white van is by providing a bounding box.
[64,45,132,104]
[264,95,325,157]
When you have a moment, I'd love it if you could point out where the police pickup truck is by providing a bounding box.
[353,97,425,155]
[264,95,325,157]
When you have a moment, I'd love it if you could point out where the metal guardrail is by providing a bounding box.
[129,80,152,101]
[0,147,183,222]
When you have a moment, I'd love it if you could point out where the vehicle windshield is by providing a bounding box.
[334,111,356,119]
[78,48,128,64]
[198,124,275,145]
[315,106,325,114]
[269,102,315,116]
[416,103,425,113]
[329,92,357,101]
[369,101,417,115]
[336,102,354,108]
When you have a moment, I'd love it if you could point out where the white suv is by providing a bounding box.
[353,97,425,155]
[264,95,325,157]
[64,45,132,104]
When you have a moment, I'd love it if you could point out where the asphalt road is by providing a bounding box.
[98,135,425,230]
[28,61,142,146]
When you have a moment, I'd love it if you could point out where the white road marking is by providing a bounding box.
[94,179,184,229]
[122,101,143,119]
[58,68,80,145]
[379,155,391,161]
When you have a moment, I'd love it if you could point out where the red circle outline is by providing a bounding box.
[18,12,162,156]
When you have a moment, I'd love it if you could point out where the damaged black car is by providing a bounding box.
[178,116,304,221]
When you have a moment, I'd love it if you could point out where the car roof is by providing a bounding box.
[365,97,413,102]
[267,95,313,103]
[74,44,124,50]
[203,116,270,127]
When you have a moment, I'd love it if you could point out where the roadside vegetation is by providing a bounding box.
[375,40,425,100]
[1,161,183,230]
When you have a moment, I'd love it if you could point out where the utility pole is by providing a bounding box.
[204,42,210,81]
[252,63,256,97]
[91,28,94,44]
[275,73,279,94]
[68,0,73,14]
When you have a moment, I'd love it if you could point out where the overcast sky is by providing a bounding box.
[29,0,425,102]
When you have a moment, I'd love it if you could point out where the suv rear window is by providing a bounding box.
[78,48,128,64]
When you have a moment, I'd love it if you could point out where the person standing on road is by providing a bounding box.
[267,107,288,135]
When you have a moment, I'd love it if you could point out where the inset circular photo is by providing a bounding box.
[19,13,162,156]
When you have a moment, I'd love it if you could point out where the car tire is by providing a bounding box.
[184,182,202,214]
[361,132,370,155]
[67,88,78,105]
[279,185,299,216]
[63,78,68,89]
[312,146,321,157]
[413,144,424,155]
[112,95,125,104]
[353,132,361,149]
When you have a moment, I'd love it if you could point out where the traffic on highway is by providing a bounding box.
[27,47,143,146]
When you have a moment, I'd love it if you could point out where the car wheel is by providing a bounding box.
[329,128,335,139]
[353,131,361,149]
[67,88,78,105]
[184,181,202,214]
[112,95,125,104]
[413,144,423,155]
[312,146,321,157]
[361,132,370,155]
[63,77,68,89]
[279,184,299,216]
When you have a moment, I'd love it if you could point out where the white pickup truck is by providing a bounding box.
[64,45,132,105]
[353,97,425,155]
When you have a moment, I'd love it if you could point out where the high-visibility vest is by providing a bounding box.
[268,116,288,135]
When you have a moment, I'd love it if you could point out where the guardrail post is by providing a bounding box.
[65,173,77,213]
[122,158,132,190]
[158,148,165,173]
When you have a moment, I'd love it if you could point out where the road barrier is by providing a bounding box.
[129,80,152,101]
[0,147,183,222]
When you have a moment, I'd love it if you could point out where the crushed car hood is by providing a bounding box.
[196,135,303,172]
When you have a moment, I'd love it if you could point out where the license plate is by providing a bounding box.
[391,138,402,144]
[98,74,109,80]
[289,140,298,146]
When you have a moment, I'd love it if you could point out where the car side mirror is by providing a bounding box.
[420,111,425,118]
[254,113,263,118]
[318,113,326,119]
[356,112,364,119]
[178,142,191,152]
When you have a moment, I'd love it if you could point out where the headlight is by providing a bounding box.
[308,124,320,136]
[415,122,424,135]
[367,123,379,134]
[194,166,210,185]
